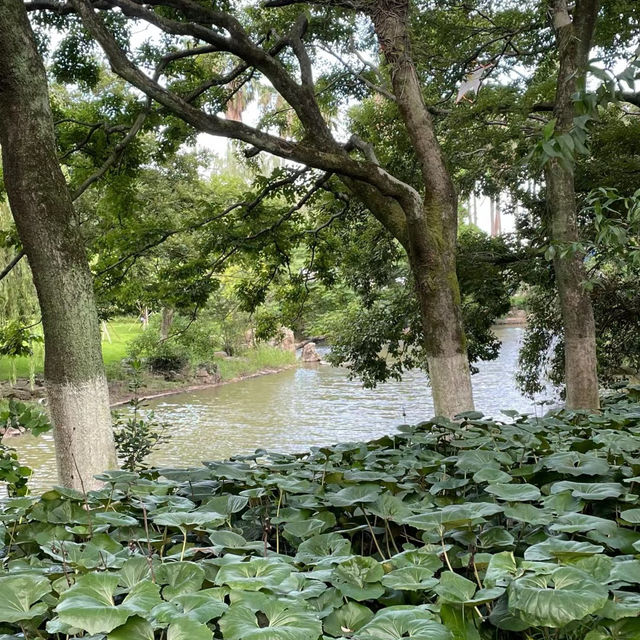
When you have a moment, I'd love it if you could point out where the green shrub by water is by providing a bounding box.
[2,389,640,639]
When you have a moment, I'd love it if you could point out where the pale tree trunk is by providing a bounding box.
[160,307,175,340]
[0,0,117,489]
[472,191,478,226]
[490,197,502,236]
[547,0,600,410]
[370,0,474,416]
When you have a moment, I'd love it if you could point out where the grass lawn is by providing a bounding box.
[0,318,142,381]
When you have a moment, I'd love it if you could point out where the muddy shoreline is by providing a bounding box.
[109,363,298,407]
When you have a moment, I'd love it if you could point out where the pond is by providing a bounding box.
[12,325,551,491]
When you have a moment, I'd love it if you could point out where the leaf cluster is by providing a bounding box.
[3,390,640,637]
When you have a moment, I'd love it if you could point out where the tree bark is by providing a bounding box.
[547,0,600,410]
[369,0,474,416]
[160,307,175,340]
[0,0,117,489]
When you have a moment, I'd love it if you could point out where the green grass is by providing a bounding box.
[0,321,296,385]
[215,345,296,381]
[0,318,142,381]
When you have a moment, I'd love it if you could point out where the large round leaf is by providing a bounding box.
[220,601,322,640]
[215,558,292,591]
[355,608,451,640]
[55,574,132,635]
[323,601,374,637]
[508,567,609,628]
[0,574,51,623]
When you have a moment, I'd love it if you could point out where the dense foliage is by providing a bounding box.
[2,390,640,639]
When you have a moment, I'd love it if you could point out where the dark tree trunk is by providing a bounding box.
[547,0,600,410]
[0,0,117,489]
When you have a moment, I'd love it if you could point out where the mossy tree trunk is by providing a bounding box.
[370,0,474,416]
[547,0,600,410]
[0,0,117,489]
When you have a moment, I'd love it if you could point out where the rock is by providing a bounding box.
[4,388,33,401]
[495,309,527,326]
[269,327,296,353]
[213,351,229,359]
[194,365,222,385]
[301,342,321,363]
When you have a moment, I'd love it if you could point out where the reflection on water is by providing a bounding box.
[12,326,549,491]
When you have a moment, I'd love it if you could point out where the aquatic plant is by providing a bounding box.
[1,388,640,638]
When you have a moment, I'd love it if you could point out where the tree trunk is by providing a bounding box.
[160,307,175,340]
[370,0,474,416]
[547,0,600,410]
[0,0,117,490]
[406,198,474,417]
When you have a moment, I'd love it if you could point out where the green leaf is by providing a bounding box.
[153,511,226,529]
[439,603,481,640]
[108,616,155,640]
[215,558,292,591]
[620,508,640,524]
[167,617,214,640]
[357,607,451,640]
[332,556,384,601]
[524,539,604,562]
[323,601,373,637]
[502,503,552,525]
[295,533,352,566]
[434,572,477,603]
[485,483,541,502]
[0,574,51,623]
[95,511,140,527]
[541,452,609,476]
[326,484,382,507]
[508,567,608,628]
[157,562,205,599]
[550,481,625,500]
[55,573,131,635]
[381,567,439,591]
[220,600,322,640]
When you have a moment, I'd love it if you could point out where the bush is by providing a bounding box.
[127,327,190,376]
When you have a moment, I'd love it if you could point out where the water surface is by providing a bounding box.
[12,326,548,491]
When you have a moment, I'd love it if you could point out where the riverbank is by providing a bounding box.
[110,362,298,407]
[0,345,297,407]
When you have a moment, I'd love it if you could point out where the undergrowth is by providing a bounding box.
[1,388,640,639]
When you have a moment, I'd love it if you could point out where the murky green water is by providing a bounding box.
[12,326,546,491]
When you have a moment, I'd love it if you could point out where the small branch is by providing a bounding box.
[0,251,25,283]
[288,14,314,87]
[346,134,380,165]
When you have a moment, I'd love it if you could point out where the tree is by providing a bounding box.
[45,0,476,416]
[544,0,600,409]
[0,0,116,490]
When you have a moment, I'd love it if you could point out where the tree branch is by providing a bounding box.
[0,250,25,283]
